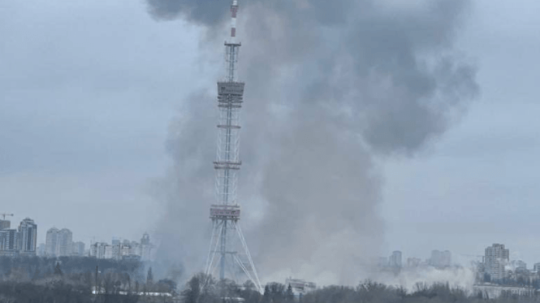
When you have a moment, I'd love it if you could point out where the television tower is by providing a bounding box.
[204,0,263,292]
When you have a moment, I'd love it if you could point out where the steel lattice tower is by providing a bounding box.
[204,0,262,292]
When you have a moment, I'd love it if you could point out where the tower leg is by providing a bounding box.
[205,217,263,293]
[220,220,227,280]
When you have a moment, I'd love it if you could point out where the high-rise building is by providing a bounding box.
[407,257,422,268]
[510,260,527,271]
[140,233,153,261]
[0,220,10,231]
[72,241,85,256]
[87,234,153,260]
[89,242,98,257]
[17,218,37,256]
[90,242,109,259]
[46,228,73,256]
[130,241,140,256]
[430,250,452,268]
[389,251,402,269]
[57,228,73,256]
[37,243,46,257]
[485,243,510,282]
[533,263,540,273]
[104,245,113,259]
[112,241,122,260]
[0,229,18,256]
[141,233,150,246]
[46,228,59,256]
[121,245,131,257]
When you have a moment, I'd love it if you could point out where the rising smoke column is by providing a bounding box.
[148,0,478,283]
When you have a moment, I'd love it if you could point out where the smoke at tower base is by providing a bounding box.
[146,0,478,284]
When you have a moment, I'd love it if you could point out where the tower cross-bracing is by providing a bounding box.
[204,0,262,292]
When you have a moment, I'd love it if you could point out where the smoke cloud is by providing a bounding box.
[374,267,476,293]
[148,0,478,284]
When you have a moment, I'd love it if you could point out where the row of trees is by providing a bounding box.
[0,256,178,302]
[4,259,540,303]
[181,274,540,303]
[0,256,142,282]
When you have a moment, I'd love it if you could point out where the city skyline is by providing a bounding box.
[0,216,37,256]
[5,212,540,293]
[1,215,154,256]
[1,0,540,283]
[5,213,540,274]
[1,214,150,247]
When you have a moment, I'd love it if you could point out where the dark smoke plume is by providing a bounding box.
[148,0,478,284]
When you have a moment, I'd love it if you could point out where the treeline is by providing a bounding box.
[182,274,540,303]
[0,278,176,303]
[0,256,142,281]
[0,256,177,302]
[3,263,540,303]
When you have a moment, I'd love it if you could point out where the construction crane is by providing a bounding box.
[1,213,13,220]
[460,254,484,258]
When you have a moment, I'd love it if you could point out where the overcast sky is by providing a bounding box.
[381,0,540,265]
[1,0,540,267]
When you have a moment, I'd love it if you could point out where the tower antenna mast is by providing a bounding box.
[204,0,262,292]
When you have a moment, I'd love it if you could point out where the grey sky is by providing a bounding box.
[382,0,540,265]
[0,1,206,243]
[1,0,539,276]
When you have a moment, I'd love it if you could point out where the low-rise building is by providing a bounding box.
[284,278,317,297]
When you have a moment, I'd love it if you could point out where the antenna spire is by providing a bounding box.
[230,0,239,42]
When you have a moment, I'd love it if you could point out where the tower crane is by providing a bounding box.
[1,213,13,220]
